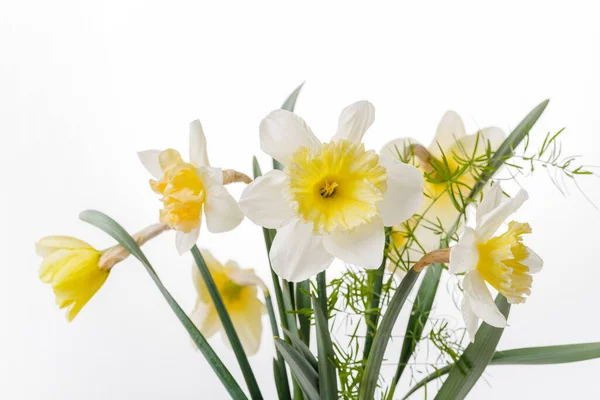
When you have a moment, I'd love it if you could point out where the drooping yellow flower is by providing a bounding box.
[37,224,169,321]
[449,183,543,341]
[138,120,244,254]
[190,251,266,355]
[36,236,107,322]
[380,111,506,272]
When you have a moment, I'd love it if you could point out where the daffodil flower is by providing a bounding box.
[449,183,543,341]
[190,251,266,356]
[138,120,245,254]
[37,236,107,321]
[380,111,505,272]
[240,101,424,281]
[37,224,168,321]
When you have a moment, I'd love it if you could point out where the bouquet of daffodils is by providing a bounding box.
[37,84,599,399]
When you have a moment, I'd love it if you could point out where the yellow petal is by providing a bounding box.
[36,236,94,257]
[229,295,264,356]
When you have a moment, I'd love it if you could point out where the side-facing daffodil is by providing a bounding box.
[190,251,266,356]
[138,120,246,254]
[37,223,169,321]
[240,101,424,281]
[449,183,543,341]
[380,111,505,272]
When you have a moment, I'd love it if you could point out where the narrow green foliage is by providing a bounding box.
[296,280,312,346]
[275,339,320,400]
[312,295,338,400]
[282,327,318,371]
[359,269,421,400]
[266,294,292,400]
[434,295,511,400]
[79,210,247,400]
[190,246,263,400]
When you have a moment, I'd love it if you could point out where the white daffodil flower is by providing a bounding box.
[449,183,543,341]
[138,120,244,254]
[380,111,505,277]
[240,101,424,282]
[190,251,266,356]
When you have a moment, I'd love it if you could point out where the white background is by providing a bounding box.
[1,1,599,399]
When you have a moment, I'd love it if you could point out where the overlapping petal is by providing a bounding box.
[322,217,385,269]
[333,100,375,143]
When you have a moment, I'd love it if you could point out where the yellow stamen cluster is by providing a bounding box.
[477,221,534,304]
[285,139,387,233]
[150,149,205,233]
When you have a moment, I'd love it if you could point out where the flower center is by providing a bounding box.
[476,221,534,304]
[150,149,205,233]
[286,139,387,233]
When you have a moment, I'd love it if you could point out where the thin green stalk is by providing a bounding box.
[190,246,263,400]
[316,271,327,317]
[362,227,391,360]
[266,293,292,400]
[296,280,312,347]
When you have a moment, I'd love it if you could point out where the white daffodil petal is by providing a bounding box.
[379,138,421,162]
[456,127,505,157]
[137,150,164,179]
[322,217,385,270]
[377,156,424,226]
[270,219,334,282]
[239,169,296,229]
[176,228,200,255]
[477,189,528,241]
[523,246,543,274]
[449,227,479,274]
[333,100,375,143]
[259,109,321,166]
[475,183,504,229]
[190,301,220,339]
[429,111,466,158]
[461,296,480,342]
[229,297,264,356]
[463,270,507,328]
[200,167,244,233]
[189,120,210,167]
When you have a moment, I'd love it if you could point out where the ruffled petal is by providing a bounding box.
[239,170,296,229]
[449,227,479,274]
[269,219,334,282]
[322,217,385,270]
[332,101,375,143]
[259,109,321,166]
[189,120,210,167]
[377,156,424,226]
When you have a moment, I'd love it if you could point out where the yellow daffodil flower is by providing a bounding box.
[37,223,169,321]
[36,236,107,321]
[190,251,266,355]
[449,183,543,341]
[240,101,424,281]
[380,111,505,273]
[138,120,245,254]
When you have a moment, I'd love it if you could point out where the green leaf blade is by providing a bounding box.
[312,295,338,400]
[434,295,511,400]
[79,210,248,400]
[275,339,320,400]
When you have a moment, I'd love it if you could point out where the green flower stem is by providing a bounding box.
[316,271,327,317]
[190,246,263,400]
[265,293,292,400]
[362,227,391,360]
